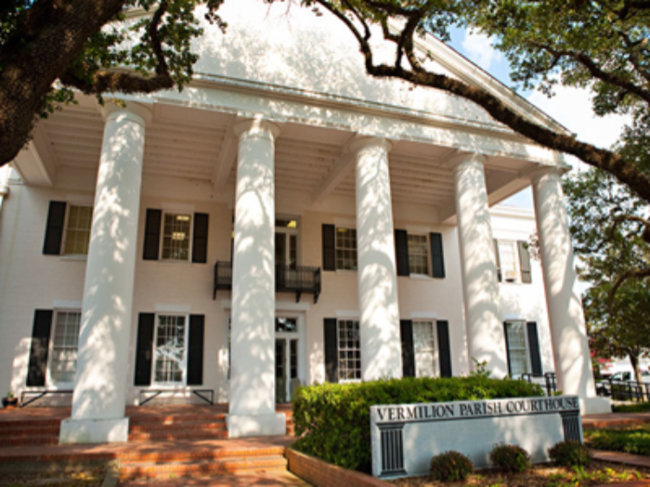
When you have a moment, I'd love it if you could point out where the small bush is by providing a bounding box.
[430,451,474,481]
[489,444,531,472]
[548,440,591,467]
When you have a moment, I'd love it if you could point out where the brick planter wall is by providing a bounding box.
[285,448,389,487]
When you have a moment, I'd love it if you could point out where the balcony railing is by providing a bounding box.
[213,261,321,303]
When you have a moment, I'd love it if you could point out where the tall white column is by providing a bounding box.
[60,102,150,443]
[452,153,508,377]
[227,118,286,437]
[352,137,402,380]
[531,168,610,414]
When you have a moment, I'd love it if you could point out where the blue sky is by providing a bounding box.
[446,28,629,209]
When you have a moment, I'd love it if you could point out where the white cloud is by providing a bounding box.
[461,31,502,71]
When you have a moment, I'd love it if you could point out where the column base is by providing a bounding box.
[580,396,612,415]
[227,412,286,438]
[59,417,129,444]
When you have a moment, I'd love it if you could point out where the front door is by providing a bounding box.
[275,317,299,403]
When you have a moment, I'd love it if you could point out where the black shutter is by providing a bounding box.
[26,310,53,386]
[192,213,209,264]
[430,233,445,278]
[322,224,336,271]
[143,209,161,260]
[43,201,66,255]
[324,318,338,382]
[187,315,205,385]
[134,313,155,386]
[437,320,452,377]
[400,320,415,377]
[518,241,532,284]
[394,229,410,277]
[503,322,512,376]
[527,321,543,377]
[494,239,502,282]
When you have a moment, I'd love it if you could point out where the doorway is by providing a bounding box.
[275,316,299,403]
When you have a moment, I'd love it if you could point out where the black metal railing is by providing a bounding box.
[596,379,650,402]
[521,372,557,396]
[213,261,321,303]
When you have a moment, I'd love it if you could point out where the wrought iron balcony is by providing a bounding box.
[213,261,321,303]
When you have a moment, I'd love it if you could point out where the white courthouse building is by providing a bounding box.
[0,0,609,443]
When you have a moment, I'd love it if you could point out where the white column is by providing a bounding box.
[227,118,286,437]
[452,153,508,377]
[531,168,610,414]
[60,102,150,443]
[352,137,402,380]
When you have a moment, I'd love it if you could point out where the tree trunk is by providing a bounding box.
[629,353,643,385]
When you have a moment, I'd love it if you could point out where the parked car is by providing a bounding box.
[596,370,650,396]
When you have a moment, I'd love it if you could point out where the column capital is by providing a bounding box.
[446,151,487,173]
[233,117,281,140]
[528,165,564,184]
[348,136,392,155]
[101,101,152,127]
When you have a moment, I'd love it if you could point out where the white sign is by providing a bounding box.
[370,395,582,478]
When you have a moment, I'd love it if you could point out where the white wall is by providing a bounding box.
[0,166,554,403]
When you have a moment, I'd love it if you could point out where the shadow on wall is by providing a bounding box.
[73,119,141,419]
[230,131,277,414]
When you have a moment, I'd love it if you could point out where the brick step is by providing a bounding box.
[117,444,286,463]
[0,419,61,431]
[129,420,226,433]
[128,430,228,442]
[119,455,287,479]
[128,414,227,426]
[0,424,61,436]
[0,435,59,447]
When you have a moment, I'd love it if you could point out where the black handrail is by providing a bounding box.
[213,261,321,303]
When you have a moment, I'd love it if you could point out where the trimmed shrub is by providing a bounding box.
[489,444,531,472]
[430,451,473,481]
[548,440,591,467]
[292,376,543,472]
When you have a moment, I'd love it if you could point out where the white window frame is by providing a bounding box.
[152,313,189,386]
[412,320,438,378]
[407,234,429,276]
[337,319,361,382]
[46,309,82,388]
[61,204,93,256]
[160,212,193,262]
[497,239,522,283]
[505,320,531,377]
[335,227,358,271]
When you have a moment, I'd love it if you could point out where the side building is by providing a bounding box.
[0,0,609,443]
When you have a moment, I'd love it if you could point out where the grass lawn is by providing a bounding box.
[389,461,649,486]
[585,423,650,456]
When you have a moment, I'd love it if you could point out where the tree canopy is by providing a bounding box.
[307,0,650,207]
[1,0,649,213]
[0,0,225,165]
[563,167,650,382]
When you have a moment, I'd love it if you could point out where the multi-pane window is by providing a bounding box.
[335,228,357,270]
[413,321,436,377]
[338,320,361,381]
[498,240,519,282]
[505,320,529,377]
[50,311,81,383]
[154,315,186,383]
[408,234,429,275]
[162,213,191,261]
[63,205,92,255]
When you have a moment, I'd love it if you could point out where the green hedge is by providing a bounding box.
[585,424,650,456]
[292,376,543,472]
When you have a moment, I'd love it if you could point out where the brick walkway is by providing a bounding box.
[583,412,650,429]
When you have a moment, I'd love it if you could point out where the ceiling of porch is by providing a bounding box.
[18,99,532,212]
